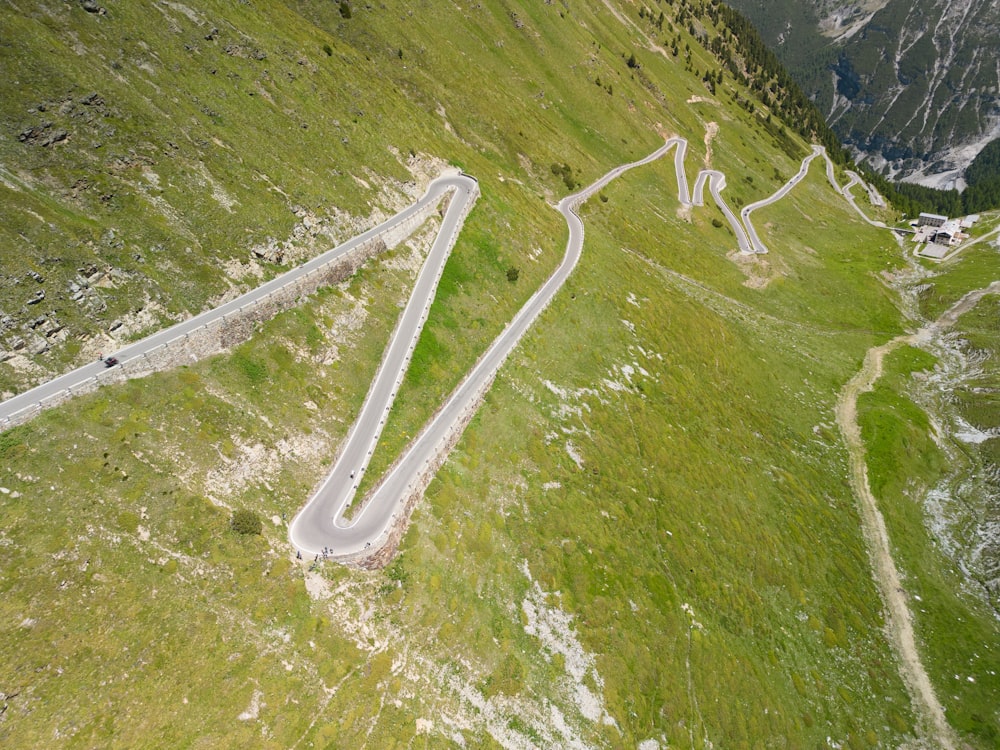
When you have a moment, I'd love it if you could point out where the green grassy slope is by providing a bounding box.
[853,240,1000,748]
[2,1,999,747]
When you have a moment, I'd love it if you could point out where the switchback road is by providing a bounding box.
[289,140,689,558]
[0,127,955,745]
[1,134,866,562]
[291,137,859,558]
[0,173,476,428]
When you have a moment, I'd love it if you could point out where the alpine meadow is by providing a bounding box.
[1,2,999,748]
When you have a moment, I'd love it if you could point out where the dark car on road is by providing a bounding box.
[103,356,119,367]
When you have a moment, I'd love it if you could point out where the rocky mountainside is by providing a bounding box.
[726,0,1000,188]
[1,2,999,748]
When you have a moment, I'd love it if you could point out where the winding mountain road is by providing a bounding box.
[0,173,477,429]
[289,140,690,558]
[290,136,836,558]
[284,137,965,747]
[0,127,964,743]
[1,134,849,560]
[740,145,825,253]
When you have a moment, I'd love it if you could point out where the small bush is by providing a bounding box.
[231,508,262,536]
[322,44,333,57]
[550,162,577,190]
[711,218,724,228]
[338,1,351,19]
[506,266,520,283]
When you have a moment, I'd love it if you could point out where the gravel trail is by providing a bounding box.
[836,280,1000,748]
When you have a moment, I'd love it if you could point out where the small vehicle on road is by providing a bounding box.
[103,356,119,367]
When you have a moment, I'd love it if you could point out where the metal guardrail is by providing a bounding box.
[1,184,450,433]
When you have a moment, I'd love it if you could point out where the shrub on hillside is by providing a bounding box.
[230,508,262,536]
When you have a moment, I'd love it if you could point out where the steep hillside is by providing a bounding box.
[726,0,1000,188]
[2,1,999,748]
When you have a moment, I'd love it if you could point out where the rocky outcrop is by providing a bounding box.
[79,0,105,16]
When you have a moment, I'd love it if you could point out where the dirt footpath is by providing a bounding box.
[836,281,1000,749]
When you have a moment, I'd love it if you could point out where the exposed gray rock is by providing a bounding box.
[27,334,48,355]
[18,123,52,144]
[251,239,284,264]
[42,130,68,147]
[224,44,267,60]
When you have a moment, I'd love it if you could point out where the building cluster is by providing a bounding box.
[913,212,979,258]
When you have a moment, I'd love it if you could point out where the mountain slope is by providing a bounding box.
[1,1,999,748]
[726,0,1000,188]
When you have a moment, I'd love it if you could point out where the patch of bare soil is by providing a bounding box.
[703,121,718,168]
[726,248,784,289]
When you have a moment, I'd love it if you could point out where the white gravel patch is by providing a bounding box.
[237,688,263,721]
[520,561,618,729]
[565,441,585,469]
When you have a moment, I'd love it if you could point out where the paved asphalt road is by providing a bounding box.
[691,169,754,254]
[2,135,842,561]
[290,141,685,558]
[840,170,889,228]
[0,173,473,428]
[740,145,824,254]
[292,137,841,558]
[288,173,479,557]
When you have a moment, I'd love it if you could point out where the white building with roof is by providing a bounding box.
[917,212,948,227]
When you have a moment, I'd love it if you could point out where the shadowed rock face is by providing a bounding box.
[727,0,1000,188]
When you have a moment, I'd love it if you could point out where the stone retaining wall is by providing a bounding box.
[2,188,454,431]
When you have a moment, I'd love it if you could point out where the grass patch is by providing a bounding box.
[858,344,1000,747]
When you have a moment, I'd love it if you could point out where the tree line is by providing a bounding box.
[662,0,1000,216]
[858,137,1000,218]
